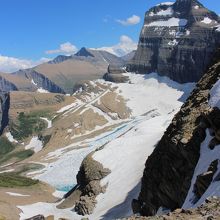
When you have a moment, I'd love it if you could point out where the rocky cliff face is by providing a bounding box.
[103,65,129,83]
[13,69,65,94]
[132,47,220,216]
[127,0,220,83]
[0,75,18,92]
[0,92,10,135]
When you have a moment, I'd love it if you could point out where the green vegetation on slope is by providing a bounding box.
[0,173,38,188]
[0,149,34,165]
[0,135,34,165]
[0,137,15,156]
[10,111,49,141]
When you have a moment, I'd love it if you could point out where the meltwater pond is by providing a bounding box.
[35,115,154,191]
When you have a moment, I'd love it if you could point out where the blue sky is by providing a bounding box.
[0,0,219,72]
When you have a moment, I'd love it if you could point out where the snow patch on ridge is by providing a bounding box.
[40,117,52,128]
[156,2,174,6]
[146,17,188,27]
[201,17,213,24]
[183,130,220,209]
[5,132,18,143]
[25,137,43,153]
[209,79,220,108]
[149,7,173,17]
[37,88,49,93]
[6,192,30,197]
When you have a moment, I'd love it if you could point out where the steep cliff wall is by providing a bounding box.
[133,47,220,216]
[127,0,220,83]
[0,75,18,92]
[0,92,10,135]
[13,69,65,94]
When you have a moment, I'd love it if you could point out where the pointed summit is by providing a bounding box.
[75,47,95,57]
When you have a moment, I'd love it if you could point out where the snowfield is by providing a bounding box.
[19,72,194,220]
[91,115,174,219]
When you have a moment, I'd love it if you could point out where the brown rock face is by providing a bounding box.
[62,152,111,216]
[133,48,220,216]
[123,197,220,220]
[103,65,129,83]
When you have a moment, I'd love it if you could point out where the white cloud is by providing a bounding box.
[116,15,141,26]
[45,42,78,55]
[0,55,50,73]
[96,35,137,57]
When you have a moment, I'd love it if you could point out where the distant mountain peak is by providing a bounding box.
[75,47,95,57]
[127,0,220,83]
[48,55,72,64]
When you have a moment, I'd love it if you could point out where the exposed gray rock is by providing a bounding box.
[13,69,65,94]
[0,92,10,135]
[127,0,220,83]
[0,75,18,92]
[103,65,129,83]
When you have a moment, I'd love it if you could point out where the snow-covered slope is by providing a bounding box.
[18,72,194,220]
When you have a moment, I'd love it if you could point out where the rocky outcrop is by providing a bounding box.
[103,65,129,83]
[133,47,220,216]
[0,92,10,135]
[194,160,218,200]
[25,215,45,220]
[123,197,220,220]
[13,69,65,94]
[62,152,110,216]
[127,0,220,83]
[0,75,18,92]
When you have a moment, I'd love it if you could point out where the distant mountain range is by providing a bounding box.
[0,48,134,94]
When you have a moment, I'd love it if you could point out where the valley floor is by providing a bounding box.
[0,73,194,220]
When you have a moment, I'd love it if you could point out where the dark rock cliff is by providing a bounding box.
[0,75,18,92]
[103,65,129,83]
[0,92,10,135]
[124,197,220,220]
[13,69,65,94]
[133,47,220,216]
[127,0,220,83]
